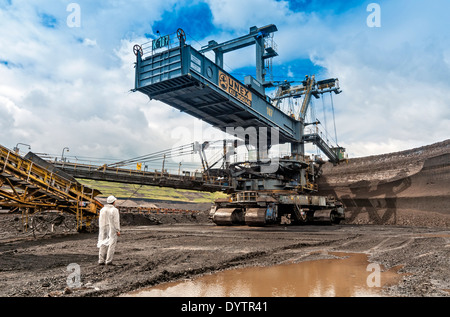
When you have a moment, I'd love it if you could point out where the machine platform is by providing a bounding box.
[134,30,300,145]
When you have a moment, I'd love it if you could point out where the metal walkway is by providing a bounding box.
[0,145,103,231]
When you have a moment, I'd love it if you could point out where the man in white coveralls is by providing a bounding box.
[97,195,121,266]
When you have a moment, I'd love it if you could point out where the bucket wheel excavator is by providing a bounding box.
[133,25,346,226]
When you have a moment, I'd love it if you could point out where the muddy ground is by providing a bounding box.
[0,208,449,298]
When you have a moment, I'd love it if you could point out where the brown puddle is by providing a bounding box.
[122,252,404,297]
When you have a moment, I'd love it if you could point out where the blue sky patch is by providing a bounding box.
[0,59,22,69]
[39,13,58,28]
[283,0,364,14]
[0,0,12,8]
[152,2,214,40]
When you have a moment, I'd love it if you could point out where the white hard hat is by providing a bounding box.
[106,195,117,204]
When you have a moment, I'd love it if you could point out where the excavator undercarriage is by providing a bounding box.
[211,190,345,226]
[209,156,345,226]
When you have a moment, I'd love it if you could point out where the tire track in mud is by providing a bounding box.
[367,236,415,254]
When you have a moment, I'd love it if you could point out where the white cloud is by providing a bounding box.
[206,0,292,32]
[308,1,450,157]
[0,3,168,161]
[82,38,97,47]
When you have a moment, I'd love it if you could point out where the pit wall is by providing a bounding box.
[318,140,450,226]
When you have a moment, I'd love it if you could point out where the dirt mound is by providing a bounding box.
[120,210,212,226]
[115,200,213,226]
[318,139,450,227]
[0,200,213,241]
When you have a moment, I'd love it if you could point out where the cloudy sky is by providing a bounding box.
[1,0,449,171]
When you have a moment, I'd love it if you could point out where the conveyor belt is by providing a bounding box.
[52,161,231,193]
[0,145,102,231]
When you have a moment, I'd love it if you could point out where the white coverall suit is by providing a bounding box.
[97,203,120,265]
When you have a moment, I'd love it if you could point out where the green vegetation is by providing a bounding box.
[78,179,227,203]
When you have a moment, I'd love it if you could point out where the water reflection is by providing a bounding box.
[123,252,403,297]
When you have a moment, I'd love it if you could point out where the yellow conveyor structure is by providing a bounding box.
[0,144,102,231]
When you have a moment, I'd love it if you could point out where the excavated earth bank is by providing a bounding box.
[0,140,448,299]
[319,139,450,227]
